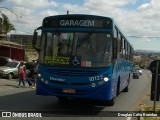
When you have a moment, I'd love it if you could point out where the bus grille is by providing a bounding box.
[46,69,98,76]
[49,80,90,85]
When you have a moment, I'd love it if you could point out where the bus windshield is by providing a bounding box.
[39,32,112,67]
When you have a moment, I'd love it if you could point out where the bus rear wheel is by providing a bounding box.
[123,86,129,92]
[116,80,120,96]
[123,76,130,92]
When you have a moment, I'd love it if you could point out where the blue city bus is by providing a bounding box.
[32,14,134,106]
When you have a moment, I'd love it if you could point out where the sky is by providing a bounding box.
[0,0,160,51]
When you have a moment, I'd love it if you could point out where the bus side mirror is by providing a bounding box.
[32,31,38,46]
[32,31,40,52]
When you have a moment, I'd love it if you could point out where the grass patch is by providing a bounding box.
[142,106,160,120]
[143,116,160,119]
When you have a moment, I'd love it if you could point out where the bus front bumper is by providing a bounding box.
[36,79,113,101]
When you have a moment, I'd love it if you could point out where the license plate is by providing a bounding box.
[62,88,76,93]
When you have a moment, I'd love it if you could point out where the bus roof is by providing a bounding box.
[43,14,113,21]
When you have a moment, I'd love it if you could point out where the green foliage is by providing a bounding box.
[144,118,160,120]
[0,0,15,34]
[143,106,160,120]
[1,13,15,33]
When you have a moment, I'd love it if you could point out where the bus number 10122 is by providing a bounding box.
[89,75,103,82]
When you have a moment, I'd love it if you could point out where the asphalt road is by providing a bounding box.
[0,69,151,120]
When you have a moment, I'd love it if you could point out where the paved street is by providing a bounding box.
[0,78,33,96]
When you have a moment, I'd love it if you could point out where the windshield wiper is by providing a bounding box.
[67,35,71,55]
[70,33,75,56]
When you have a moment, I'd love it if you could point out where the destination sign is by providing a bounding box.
[60,20,94,27]
[43,16,112,28]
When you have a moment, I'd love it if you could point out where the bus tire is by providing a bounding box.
[116,79,120,96]
[123,86,129,92]
[108,97,116,106]
[123,76,130,92]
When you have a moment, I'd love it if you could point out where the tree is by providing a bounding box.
[0,0,15,34]
[1,13,15,34]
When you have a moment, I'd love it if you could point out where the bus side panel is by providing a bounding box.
[111,59,133,97]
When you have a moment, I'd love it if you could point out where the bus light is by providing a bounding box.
[91,83,96,87]
[98,81,104,86]
[41,78,44,82]
[103,77,109,82]
[45,80,49,84]
[38,73,41,78]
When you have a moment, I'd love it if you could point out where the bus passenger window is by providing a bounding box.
[113,38,118,59]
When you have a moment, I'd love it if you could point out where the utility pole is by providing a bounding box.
[150,60,160,112]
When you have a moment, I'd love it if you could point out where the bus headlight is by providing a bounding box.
[104,77,109,82]
[37,73,41,78]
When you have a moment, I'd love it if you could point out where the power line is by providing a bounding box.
[12,23,39,34]
[1,1,39,20]
[127,36,160,38]
[13,11,43,23]
[15,24,34,30]
[12,29,33,35]
[14,28,33,34]
[9,23,35,34]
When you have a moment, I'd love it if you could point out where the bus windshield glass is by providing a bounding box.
[39,32,112,67]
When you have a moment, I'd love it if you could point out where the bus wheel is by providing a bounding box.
[108,97,116,106]
[116,80,120,96]
[123,86,129,92]
[123,76,130,92]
